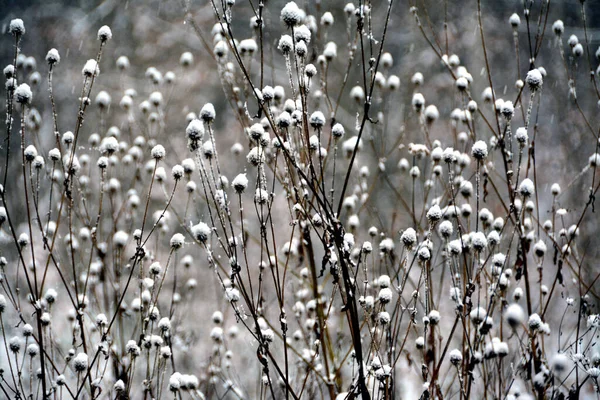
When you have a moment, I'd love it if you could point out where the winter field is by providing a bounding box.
[1,0,600,399]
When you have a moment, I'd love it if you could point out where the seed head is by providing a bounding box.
[426,204,442,224]
[281,2,305,28]
[200,103,216,123]
[509,13,520,28]
[9,337,21,353]
[73,353,89,372]
[170,233,185,249]
[97,25,112,42]
[552,20,564,35]
[232,173,248,194]
[15,83,32,105]
[24,145,38,161]
[412,93,425,112]
[278,35,293,54]
[46,48,60,65]
[9,19,25,36]
[449,349,463,365]
[470,307,487,324]
[401,228,417,247]
[151,144,166,160]
[528,313,542,330]
[526,69,543,90]
[191,222,211,243]
[471,140,488,160]
[82,59,99,77]
[518,178,535,197]
[309,111,325,128]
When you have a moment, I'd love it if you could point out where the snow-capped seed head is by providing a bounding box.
[169,374,181,392]
[171,165,184,180]
[429,310,441,325]
[378,311,391,325]
[293,24,311,44]
[170,233,185,249]
[509,13,520,28]
[97,25,112,42]
[46,48,60,65]
[0,295,6,313]
[551,353,570,375]
[95,313,108,328]
[116,56,130,71]
[304,63,317,78]
[533,240,547,257]
[378,275,391,288]
[278,35,293,54]
[455,77,469,91]
[191,222,211,243]
[82,59,99,77]
[295,41,307,57]
[239,39,258,54]
[15,83,32,105]
[180,52,193,67]
[9,337,21,353]
[24,145,37,161]
[505,303,525,329]
[321,11,334,26]
[261,86,274,101]
[249,123,265,141]
[113,231,129,248]
[426,204,442,224]
[471,140,488,160]
[471,232,487,252]
[232,173,248,194]
[470,307,487,324]
[515,127,528,146]
[501,101,514,119]
[552,20,564,35]
[388,75,400,90]
[415,336,425,349]
[526,69,543,90]
[18,233,30,247]
[9,19,25,36]
[417,246,431,261]
[323,42,337,60]
[95,91,111,108]
[528,313,542,330]
[73,353,89,372]
[379,238,395,253]
[246,147,264,166]
[424,105,439,123]
[412,93,425,111]
[200,103,216,122]
[518,178,535,197]
[378,287,393,304]
[438,220,453,238]
[449,349,463,365]
[401,228,417,247]
[568,34,579,47]
[3,65,15,79]
[332,123,345,139]
[186,119,204,144]
[281,2,304,27]
[309,111,325,128]
[114,380,125,392]
[151,145,166,160]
